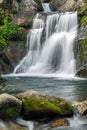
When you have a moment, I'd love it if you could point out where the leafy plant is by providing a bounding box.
[0,17,23,48]
[79,4,87,26]
[81,16,87,26]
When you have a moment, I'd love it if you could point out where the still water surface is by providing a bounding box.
[3,76,87,101]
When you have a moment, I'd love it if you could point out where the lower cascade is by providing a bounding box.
[14,12,78,76]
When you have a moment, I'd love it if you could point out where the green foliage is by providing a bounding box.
[80,4,87,26]
[80,37,87,60]
[0,18,23,48]
[81,16,87,26]
[83,37,87,57]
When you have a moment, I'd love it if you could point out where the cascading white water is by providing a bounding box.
[14,12,78,76]
[42,3,51,12]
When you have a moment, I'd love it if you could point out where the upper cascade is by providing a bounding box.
[42,3,51,12]
[14,11,78,76]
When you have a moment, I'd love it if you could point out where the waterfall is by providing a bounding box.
[14,12,78,76]
[42,3,51,12]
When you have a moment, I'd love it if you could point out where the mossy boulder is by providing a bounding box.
[0,93,22,120]
[17,91,73,121]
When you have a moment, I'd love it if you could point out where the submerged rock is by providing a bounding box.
[17,90,73,121]
[51,118,69,127]
[0,93,22,120]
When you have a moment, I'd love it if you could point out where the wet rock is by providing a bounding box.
[72,100,87,115]
[6,121,28,130]
[51,118,69,127]
[75,68,87,78]
[17,90,73,121]
[0,93,22,120]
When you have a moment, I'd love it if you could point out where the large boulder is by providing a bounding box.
[17,90,73,121]
[0,93,22,120]
[0,37,26,74]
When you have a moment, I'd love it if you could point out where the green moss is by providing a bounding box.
[5,108,15,117]
[22,98,72,118]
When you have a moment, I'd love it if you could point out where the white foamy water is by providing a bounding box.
[14,12,78,78]
[42,3,51,12]
[16,118,34,130]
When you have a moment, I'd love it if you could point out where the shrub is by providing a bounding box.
[0,17,23,48]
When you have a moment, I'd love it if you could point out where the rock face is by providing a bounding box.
[51,0,85,12]
[0,93,22,119]
[75,26,87,77]
[51,118,69,127]
[17,90,73,120]
[0,39,26,74]
[72,100,87,115]
[0,0,19,13]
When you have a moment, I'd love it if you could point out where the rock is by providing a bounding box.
[0,0,19,13]
[72,100,87,115]
[13,7,35,28]
[75,68,87,78]
[74,25,87,77]
[58,0,76,12]
[0,93,22,120]
[17,90,73,121]
[0,36,26,74]
[51,0,66,11]
[51,0,85,12]
[0,51,14,74]
[51,118,69,127]
[51,0,76,12]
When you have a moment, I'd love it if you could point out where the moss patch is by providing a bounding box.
[22,97,73,120]
[5,108,16,117]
